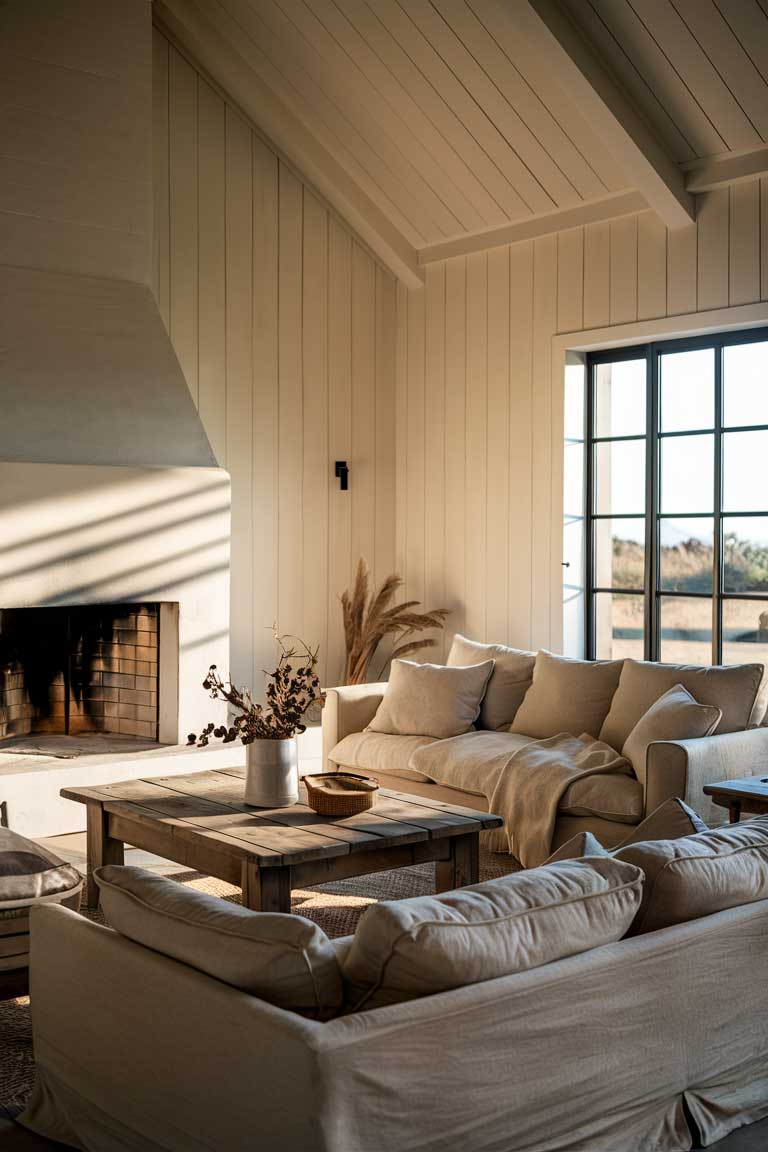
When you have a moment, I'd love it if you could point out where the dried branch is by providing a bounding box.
[187,631,325,746]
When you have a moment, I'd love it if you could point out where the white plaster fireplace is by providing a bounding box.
[0,464,232,836]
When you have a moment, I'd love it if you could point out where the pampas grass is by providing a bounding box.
[341,558,449,685]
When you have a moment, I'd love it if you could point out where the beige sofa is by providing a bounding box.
[20,883,768,1151]
[323,653,768,848]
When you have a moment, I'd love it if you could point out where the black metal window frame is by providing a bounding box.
[585,325,768,662]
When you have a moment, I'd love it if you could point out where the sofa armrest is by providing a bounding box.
[22,905,324,1151]
[644,728,768,822]
[322,682,387,772]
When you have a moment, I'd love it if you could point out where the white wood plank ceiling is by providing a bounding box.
[156,0,768,282]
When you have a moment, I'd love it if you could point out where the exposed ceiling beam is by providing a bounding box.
[504,0,695,230]
[684,146,768,194]
[154,0,424,288]
[418,189,647,264]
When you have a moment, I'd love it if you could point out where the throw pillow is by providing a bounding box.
[545,831,609,863]
[447,635,536,730]
[366,658,494,739]
[95,865,343,1019]
[0,826,83,910]
[545,798,708,865]
[599,659,764,751]
[509,651,623,740]
[615,816,768,935]
[342,857,643,1009]
[622,685,721,785]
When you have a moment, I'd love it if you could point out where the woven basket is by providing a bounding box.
[303,772,379,816]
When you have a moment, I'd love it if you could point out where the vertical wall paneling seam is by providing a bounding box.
[196,75,200,411]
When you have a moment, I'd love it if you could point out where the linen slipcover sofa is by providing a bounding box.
[323,647,768,848]
[19,858,768,1152]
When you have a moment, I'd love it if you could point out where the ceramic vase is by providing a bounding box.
[244,737,299,807]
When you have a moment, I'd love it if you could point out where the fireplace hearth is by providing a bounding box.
[0,603,177,749]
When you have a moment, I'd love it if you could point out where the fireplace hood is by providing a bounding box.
[0,0,216,470]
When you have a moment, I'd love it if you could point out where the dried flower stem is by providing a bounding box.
[187,632,325,746]
[341,558,449,685]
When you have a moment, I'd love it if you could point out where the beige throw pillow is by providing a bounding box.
[616,816,768,935]
[447,635,536,730]
[509,650,623,740]
[95,866,343,1019]
[545,798,708,865]
[367,658,494,739]
[343,858,643,1009]
[621,685,721,785]
[599,659,764,750]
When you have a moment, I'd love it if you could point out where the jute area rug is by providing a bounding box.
[1,849,519,1113]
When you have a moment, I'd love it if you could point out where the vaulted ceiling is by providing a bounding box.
[156,0,768,285]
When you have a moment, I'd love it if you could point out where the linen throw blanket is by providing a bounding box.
[409,732,631,867]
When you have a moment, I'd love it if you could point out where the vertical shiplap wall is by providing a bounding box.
[399,187,768,655]
[153,30,397,691]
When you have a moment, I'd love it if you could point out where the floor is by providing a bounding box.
[3,1111,767,1149]
[4,835,767,1151]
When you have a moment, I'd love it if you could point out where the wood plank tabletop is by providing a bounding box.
[62,769,503,868]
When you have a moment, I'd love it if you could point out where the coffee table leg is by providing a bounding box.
[435,831,480,893]
[241,862,292,913]
[729,800,742,824]
[86,800,124,907]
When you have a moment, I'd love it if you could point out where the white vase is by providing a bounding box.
[244,738,299,807]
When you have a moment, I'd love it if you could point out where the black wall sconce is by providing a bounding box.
[335,460,349,491]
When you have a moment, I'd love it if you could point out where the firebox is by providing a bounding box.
[0,603,178,746]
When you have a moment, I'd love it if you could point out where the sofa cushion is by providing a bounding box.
[367,658,494,739]
[615,816,768,935]
[95,865,343,1019]
[622,685,722,785]
[342,857,643,1009]
[546,798,709,864]
[509,651,623,740]
[329,731,439,776]
[0,826,83,911]
[447,635,536,730]
[559,773,644,824]
[599,659,764,750]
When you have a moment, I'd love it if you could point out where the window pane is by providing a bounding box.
[723,430,768,513]
[659,597,713,665]
[660,434,714,513]
[564,517,584,586]
[659,518,713,593]
[594,440,645,515]
[564,362,585,440]
[723,341,768,429]
[595,593,644,660]
[594,359,646,438]
[564,440,584,518]
[723,516,768,594]
[722,599,768,669]
[595,519,644,589]
[660,348,714,432]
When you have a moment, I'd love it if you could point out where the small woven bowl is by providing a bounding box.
[303,771,379,816]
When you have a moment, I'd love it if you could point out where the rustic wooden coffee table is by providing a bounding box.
[703,776,768,824]
[62,768,503,913]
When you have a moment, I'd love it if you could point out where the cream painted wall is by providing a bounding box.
[152,29,397,693]
[397,186,768,660]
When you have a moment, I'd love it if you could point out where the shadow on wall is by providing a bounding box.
[0,465,232,736]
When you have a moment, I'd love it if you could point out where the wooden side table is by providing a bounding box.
[703,776,768,824]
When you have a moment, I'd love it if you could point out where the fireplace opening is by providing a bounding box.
[0,603,178,757]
